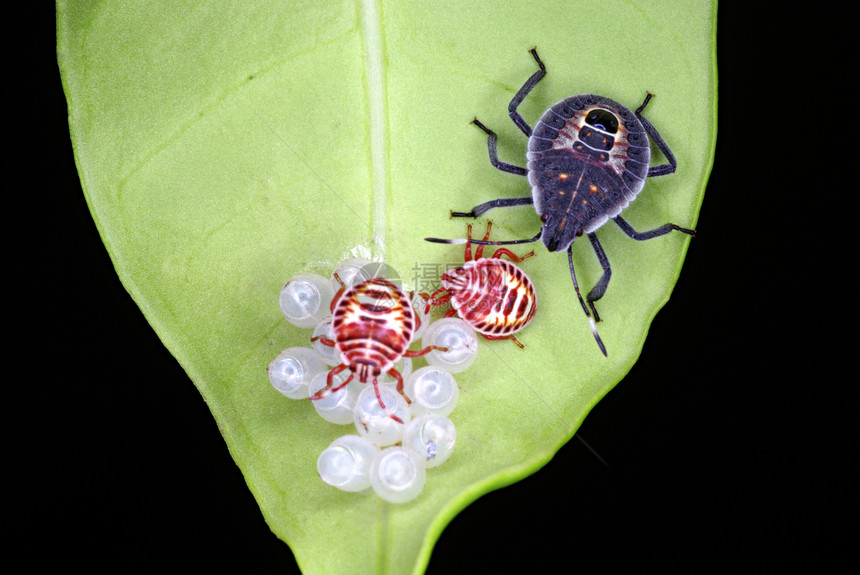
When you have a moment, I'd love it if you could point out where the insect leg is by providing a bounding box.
[585,233,611,321]
[567,245,607,356]
[384,368,411,405]
[467,222,480,260]
[634,91,655,115]
[373,378,405,424]
[403,344,449,358]
[634,93,678,177]
[508,47,547,137]
[491,247,535,263]
[329,272,347,312]
[470,118,528,176]
[310,334,336,347]
[309,363,353,400]
[419,288,451,314]
[483,333,526,349]
[612,215,696,240]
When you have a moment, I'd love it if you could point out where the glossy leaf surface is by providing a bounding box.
[57,1,716,573]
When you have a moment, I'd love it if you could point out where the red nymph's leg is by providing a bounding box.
[310,335,336,347]
[482,333,525,349]
[473,221,489,261]
[385,367,411,404]
[309,363,353,400]
[373,377,404,424]
[329,272,347,313]
[491,247,535,263]
[403,344,449,359]
[419,288,451,315]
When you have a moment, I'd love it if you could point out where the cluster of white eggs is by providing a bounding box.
[268,257,479,503]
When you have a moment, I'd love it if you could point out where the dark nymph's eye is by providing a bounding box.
[585,108,619,133]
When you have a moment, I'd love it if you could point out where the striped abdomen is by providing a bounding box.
[442,258,537,338]
[331,278,415,383]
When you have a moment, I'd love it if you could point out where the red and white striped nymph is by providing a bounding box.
[311,275,445,422]
[423,221,537,348]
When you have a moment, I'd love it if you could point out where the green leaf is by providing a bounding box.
[57,1,716,573]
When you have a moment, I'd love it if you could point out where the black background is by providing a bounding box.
[32,4,851,572]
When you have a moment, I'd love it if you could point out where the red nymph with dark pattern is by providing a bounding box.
[423,221,537,349]
[311,276,445,422]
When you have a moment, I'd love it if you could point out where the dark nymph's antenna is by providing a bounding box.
[425,230,542,246]
[566,246,606,356]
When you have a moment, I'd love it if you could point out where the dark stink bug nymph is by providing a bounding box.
[426,48,696,356]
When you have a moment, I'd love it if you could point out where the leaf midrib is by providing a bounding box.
[358,1,399,572]
[361,0,388,261]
